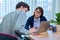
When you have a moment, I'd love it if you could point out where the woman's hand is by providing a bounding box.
[29,27,37,34]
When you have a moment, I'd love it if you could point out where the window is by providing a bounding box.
[0,0,55,23]
[36,0,53,21]
[0,0,2,4]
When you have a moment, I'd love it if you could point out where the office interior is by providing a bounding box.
[0,0,60,40]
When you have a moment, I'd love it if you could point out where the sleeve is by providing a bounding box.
[15,12,29,34]
[25,17,30,30]
[0,23,1,32]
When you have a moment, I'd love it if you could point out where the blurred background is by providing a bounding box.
[0,0,60,23]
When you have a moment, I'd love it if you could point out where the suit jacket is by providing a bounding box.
[25,16,47,30]
[0,10,29,35]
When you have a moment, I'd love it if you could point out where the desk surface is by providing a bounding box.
[29,30,60,40]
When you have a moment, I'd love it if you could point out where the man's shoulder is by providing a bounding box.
[3,11,17,20]
[8,11,17,16]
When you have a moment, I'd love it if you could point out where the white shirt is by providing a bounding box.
[34,17,40,29]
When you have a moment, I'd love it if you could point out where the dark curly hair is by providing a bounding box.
[16,2,30,11]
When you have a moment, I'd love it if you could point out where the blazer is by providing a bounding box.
[0,10,29,35]
[25,16,47,30]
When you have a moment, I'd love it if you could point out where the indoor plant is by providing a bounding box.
[50,12,60,32]
[50,12,60,24]
[55,12,60,25]
[55,12,60,32]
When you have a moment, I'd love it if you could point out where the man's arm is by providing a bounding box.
[15,11,29,35]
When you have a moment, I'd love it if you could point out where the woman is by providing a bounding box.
[25,7,48,33]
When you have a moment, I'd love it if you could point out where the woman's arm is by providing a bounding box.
[25,17,31,30]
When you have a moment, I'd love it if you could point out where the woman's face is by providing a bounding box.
[34,9,42,18]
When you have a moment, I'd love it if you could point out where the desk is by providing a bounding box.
[29,30,60,40]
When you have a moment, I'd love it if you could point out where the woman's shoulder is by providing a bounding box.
[28,16,34,19]
[41,16,46,18]
[41,16,47,21]
[27,16,34,21]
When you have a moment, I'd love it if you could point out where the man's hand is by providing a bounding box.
[29,27,37,34]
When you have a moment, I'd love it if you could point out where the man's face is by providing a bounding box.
[23,7,28,12]
[16,6,29,12]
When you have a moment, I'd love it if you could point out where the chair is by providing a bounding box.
[0,32,17,40]
[15,30,31,40]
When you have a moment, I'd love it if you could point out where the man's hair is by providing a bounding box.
[16,2,30,11]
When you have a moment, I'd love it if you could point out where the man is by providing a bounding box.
[0,2,30,35]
